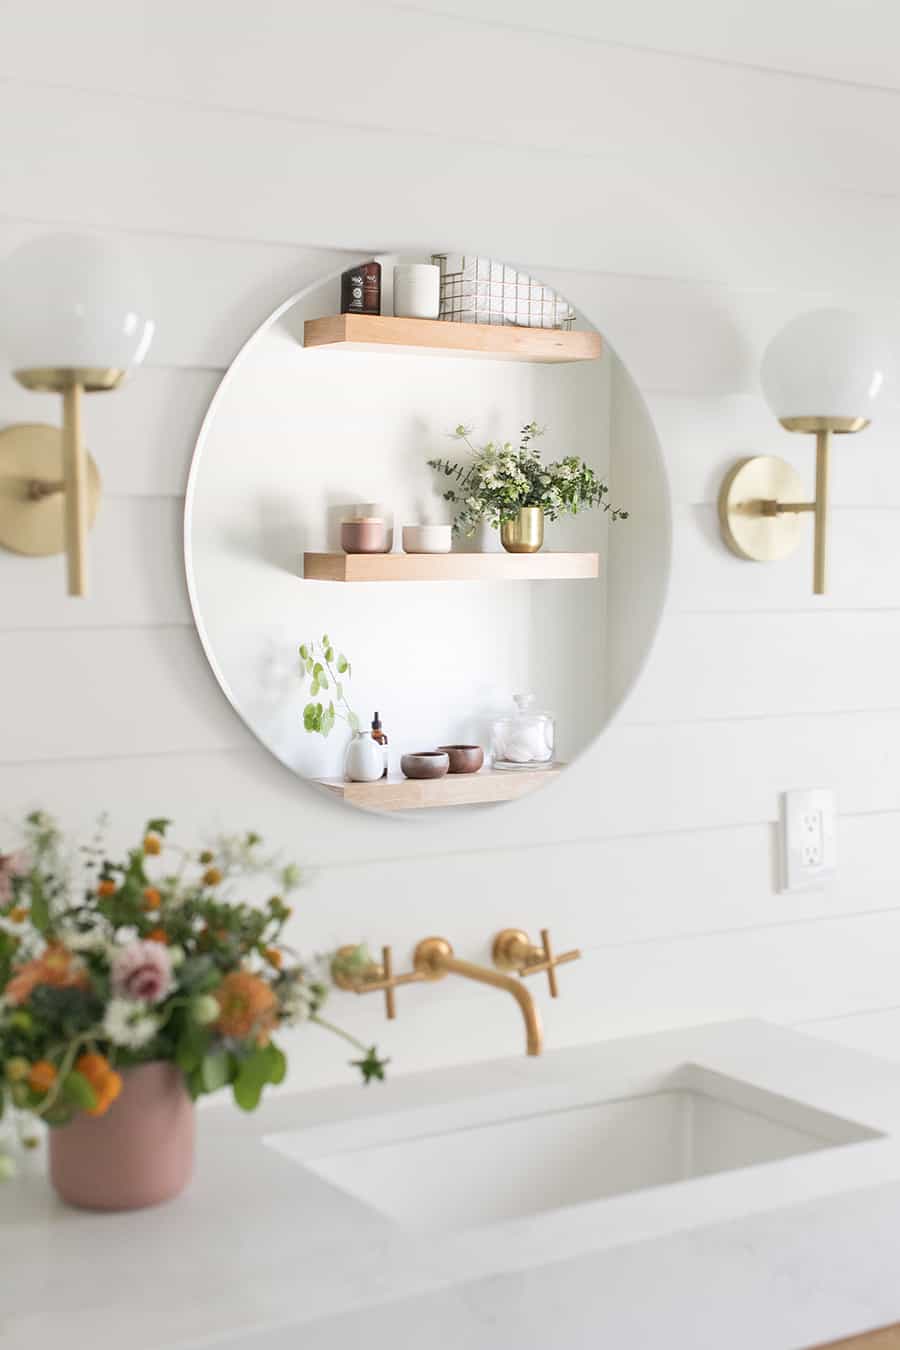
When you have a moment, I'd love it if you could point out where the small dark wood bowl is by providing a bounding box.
[437,744,485,774]
[400,751,450,780]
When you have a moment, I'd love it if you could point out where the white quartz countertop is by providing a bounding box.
[7,1020,900,1350]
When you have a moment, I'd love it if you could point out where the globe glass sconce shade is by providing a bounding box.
[0,233,155,383]
[0,234,154,597]
[720,308,894,596]
[760,308,888,427]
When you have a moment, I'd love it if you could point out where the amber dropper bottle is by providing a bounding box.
[371,711,388,778]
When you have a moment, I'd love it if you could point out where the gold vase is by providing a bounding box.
[500,507,544,554]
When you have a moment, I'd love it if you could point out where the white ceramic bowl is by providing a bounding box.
[402,524,452,554]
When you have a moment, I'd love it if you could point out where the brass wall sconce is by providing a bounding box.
[0,234,154,596]
[718,309,890,595]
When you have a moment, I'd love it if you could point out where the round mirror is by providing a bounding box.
[185,256,671,815]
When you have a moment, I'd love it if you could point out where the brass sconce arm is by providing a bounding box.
[718,418,862,597]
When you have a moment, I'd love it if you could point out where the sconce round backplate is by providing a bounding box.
[0,423,100,557]
[718,455,806,563]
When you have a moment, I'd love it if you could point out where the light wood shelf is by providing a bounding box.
[314,764,563,811]
[303,314,601,363]
[303,551,599,583]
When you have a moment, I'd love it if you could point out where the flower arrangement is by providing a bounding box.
[428,422,629,537]
[0,813,386,1180]
[298,633,358,739]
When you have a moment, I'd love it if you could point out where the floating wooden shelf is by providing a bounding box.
[303,314,601,363]
[315,764,563,811]
[302,552,600,583]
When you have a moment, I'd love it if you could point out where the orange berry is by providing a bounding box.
[88,1071,123,1117]
[142,887,161,911]
[145,927,168,944]
[263,947,282,969]
[202,867,223,887]
[27,1060,57,1094]
[75,1053,122,1117]
[8,906,28,923]
[143,834,162,856]
[97,879,117,897]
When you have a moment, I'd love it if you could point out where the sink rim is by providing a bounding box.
[263,1021,900,1282]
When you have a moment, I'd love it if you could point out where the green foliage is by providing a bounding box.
[228,1042,288,1110]
[201,1049,233,1093]
[428,422,630,537]
[62,1071,97,1112]
[298,635,356,739]
[351,1045,390,1085]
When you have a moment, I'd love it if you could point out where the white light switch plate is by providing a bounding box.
[781,788,837,892]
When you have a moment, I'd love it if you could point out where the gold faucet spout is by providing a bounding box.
[414,938,543,1056]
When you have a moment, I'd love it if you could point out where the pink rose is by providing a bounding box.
[111,940,173,1005]
[0,851,30,905]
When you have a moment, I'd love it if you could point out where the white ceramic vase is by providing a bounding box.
[344,731,384,782]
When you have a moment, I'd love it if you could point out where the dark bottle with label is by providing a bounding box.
[341,261,381,316]
[371,711,388,778]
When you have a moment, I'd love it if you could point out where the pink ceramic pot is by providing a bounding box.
[49,1061,194,1211]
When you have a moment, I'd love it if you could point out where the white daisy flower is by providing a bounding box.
[102,998,159,1050]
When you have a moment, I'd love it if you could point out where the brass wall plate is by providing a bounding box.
[413,936,453,978]
[718,455,806,563]
[492,928,533,971]
[0,423,101,557]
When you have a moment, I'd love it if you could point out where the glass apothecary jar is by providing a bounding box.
[491,694,555,770]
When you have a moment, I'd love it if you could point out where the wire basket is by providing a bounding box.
[431,254,575,330]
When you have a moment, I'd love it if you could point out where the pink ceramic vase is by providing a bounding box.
[49,1061,194,1211]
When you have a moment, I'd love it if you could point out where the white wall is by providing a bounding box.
[4,0,900,1091]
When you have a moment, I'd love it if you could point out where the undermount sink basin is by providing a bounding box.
[294,1066,868,1232]
[267,1023,887,1280]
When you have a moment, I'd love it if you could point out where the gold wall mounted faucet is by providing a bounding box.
[331,935,545,1056]
[492,927,581,997]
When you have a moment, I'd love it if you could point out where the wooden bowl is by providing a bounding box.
[400,751,450,780]
[437,744,484,774]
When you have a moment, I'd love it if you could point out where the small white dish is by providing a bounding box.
[402,524,452,554]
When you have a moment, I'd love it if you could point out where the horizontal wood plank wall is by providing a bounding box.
[3,0,900,1090]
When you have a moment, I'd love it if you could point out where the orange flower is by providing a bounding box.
[75,1053,123,1117]
[97,879,117,897]
[263,947,282,970]
[5,943,90,1007]
[145,927,168,944]
[27,1060,57,1094]
[142,887,161,911]
[214,971,277,1045]
[202,867,223,887]
[143,834,162,856]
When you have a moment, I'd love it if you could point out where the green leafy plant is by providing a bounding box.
[0,813,386,1179]
[298,634,359,738]
[428,421,629,537]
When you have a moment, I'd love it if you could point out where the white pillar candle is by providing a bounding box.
[393,264,441,320]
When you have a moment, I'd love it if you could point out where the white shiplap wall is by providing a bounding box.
[4,0,900,1090]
